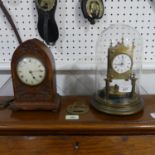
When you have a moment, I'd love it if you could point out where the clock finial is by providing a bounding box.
[110,40,112,47]
[121,37,124,44]
[132,40,135,49]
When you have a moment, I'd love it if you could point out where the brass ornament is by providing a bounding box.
[67,102,89,115]
[37,0,55,11]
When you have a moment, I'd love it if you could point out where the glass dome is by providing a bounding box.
[91,24,144,115]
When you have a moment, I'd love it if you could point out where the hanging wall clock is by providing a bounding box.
[11,39,61,111]
[81,0,104,24]
[36,0,59,45]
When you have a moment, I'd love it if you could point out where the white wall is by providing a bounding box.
[0,70,153,96]
[0,0,155,96]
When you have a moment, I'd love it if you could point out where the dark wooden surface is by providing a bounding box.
[0,95,155,155]
[0,95,154,135]
[0,135,155,155]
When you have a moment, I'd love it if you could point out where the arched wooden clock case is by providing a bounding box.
[11,39,61,111]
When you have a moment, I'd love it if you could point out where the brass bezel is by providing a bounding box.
[36,0,55,11]
[86,0,104,18]
[110,54,133,79]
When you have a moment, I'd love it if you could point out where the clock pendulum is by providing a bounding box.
[81,0,104,24]
[11,39,61,111]
[91,37,144,115]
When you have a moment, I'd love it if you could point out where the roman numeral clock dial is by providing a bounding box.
[17,57,46,86]
[112,54,132,74]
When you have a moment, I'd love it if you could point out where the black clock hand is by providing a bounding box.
[121,55,124,65]
[114,63,122,66]
[30,70,44,73]
[29,71,39,81]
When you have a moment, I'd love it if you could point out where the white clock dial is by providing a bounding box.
[17,57,46,86]
[112,54,132,74]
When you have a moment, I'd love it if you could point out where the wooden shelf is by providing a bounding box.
[0,95,154,136]
[0,95,155,155]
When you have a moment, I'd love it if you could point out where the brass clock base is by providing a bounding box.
[91,90,144,115]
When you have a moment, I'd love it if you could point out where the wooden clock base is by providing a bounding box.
[10,95,61,111]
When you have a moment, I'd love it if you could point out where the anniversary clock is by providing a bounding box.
[92,24,144,115]
[11,39,61,111]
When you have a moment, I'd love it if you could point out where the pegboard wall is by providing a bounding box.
[0,0,155,70]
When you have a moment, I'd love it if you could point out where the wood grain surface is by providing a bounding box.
[0,95,154,135]
[0,95,154,154]
[0,136,155,155]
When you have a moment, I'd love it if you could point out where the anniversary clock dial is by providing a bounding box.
[11,39,61,111]
[112,54,132,74]
[17,57,46,86]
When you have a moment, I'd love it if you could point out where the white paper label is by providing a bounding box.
[150,113,155,119]
[110,79,132,93]
[65,115,79,120]
[119,85,132,93]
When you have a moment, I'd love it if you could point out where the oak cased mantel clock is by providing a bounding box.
[11,38,61,111]
[91,24,144,115]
